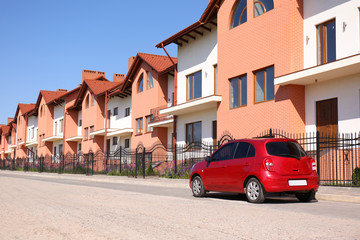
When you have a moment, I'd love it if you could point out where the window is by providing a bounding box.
[186,122,202,144]
[136,118,143,134]
[125,139,130,148]
[254,0,274,17]
[146,115,153,132]
[113,107,118,116]
[147,72,154,89]
[230,75,247,108]
[59,119,64,133]
[214,65,218,95]
[91,94,95,106]
[254,65,274,103]
[78,143,81,152]
[317,19,336,65]
[234,142,255,159]
[112,137,118,145]
[84,127,88,140]
[79,119,82,127]
[54,146,57,156]
[85,94,90,108]
[187,71,202,100]
[59,144,63,155]
[90,126,94,139]
[125,107,130,117]
[231,0,247,28]
[138,74,144,93]
[212,142,237,161]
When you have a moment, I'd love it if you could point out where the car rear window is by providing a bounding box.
[266,141,306,159]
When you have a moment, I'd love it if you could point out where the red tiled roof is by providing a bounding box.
[138,53,177,73]
[40,90,67,104]
[121,53,177,91]
[84,78,121,96]
[2,125,10,135]
[156,0,222,48]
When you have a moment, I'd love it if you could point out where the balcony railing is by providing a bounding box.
[150,104,174,124]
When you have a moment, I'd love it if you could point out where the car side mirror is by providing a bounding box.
[205,156,212,162]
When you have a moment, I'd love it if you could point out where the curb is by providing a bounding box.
[1,170,360,204]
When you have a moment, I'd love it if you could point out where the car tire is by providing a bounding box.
[296,190,315,202]
[245,178,265,203]
[191,176,206,197]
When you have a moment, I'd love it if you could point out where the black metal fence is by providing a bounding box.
[1,130,359,187]
[258,129,360,187]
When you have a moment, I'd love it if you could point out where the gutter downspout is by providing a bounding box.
[104,91,111,170]
[161,43,178,172]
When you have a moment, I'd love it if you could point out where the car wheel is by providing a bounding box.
[191,176,206,197]
[296,191,315,202]
[245,178,265,203]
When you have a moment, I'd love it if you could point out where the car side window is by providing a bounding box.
[212,142,238,161]
[234,142,256,158]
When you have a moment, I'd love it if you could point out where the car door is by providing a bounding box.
[204,142,238,191]
[222,142,256,192]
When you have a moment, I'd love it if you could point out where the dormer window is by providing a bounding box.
[231,0,247,29]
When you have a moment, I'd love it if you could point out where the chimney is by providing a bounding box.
[56,89,68,92]
[7,118,14,125]
[128,56,136,70]
[113,74,125,83]
[82,69,105,81]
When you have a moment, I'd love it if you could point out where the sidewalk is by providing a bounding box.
[1,170,360,204]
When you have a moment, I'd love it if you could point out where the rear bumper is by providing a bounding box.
[261,172,319,193]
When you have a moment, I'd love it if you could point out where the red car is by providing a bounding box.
[190,138,319,203]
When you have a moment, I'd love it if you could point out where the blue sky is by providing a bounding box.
[0,0,208,124]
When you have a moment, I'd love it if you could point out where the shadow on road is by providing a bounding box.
[203,192,318,204]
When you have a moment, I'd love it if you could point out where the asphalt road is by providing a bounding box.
[0,172,359,240]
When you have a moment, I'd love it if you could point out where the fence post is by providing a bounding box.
[174,143,177,174]
[135,148,138,179]
[91,153,94,175]
[316,131,320,178]
[119,146,122,174]
[142,147,146,179]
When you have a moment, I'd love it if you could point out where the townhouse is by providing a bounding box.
[156,4,219,146]
[275,0,360,135]
[119,53,177,149]
[14,103,36,160]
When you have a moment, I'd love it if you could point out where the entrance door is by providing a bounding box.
[106,139,111,156]
[316,98,338,135]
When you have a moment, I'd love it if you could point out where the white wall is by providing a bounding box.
[305,73,360,134]
[176,109,217,145]
[304,0,360,68]
[108,135,132,152]
[177,28,217,104]
[107,96,132,129]
[27,115,38,142]
[78,110,82,136]
[53,104,64,136]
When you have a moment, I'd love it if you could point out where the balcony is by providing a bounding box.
[66,136,83,142]
[148,105,174,128]
[25,140,38,147]
[275,53,360,86]
[9,144,17,149]
[159,95,222,116]
[43,134,63,142]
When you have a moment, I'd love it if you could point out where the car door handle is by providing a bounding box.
[244,162,249,166]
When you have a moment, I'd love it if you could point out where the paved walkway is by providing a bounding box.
[1,170,360,204]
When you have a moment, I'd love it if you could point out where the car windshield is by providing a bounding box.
[266,141,306,159]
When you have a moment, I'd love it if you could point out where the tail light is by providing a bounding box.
[311,158,317,171]
[264,158,275,172]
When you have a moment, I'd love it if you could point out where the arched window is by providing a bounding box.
[138,74,144,93]
[231,0,247,29]
[254,0,274,17]
[85,94,90,108]
[91,93,95,106]
[147,72,154,89]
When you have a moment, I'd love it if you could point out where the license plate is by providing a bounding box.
[288,180,307,186]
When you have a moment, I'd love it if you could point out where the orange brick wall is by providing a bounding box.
[37,98,54,157]
[131,61,169,148]
[217,0,305,138]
